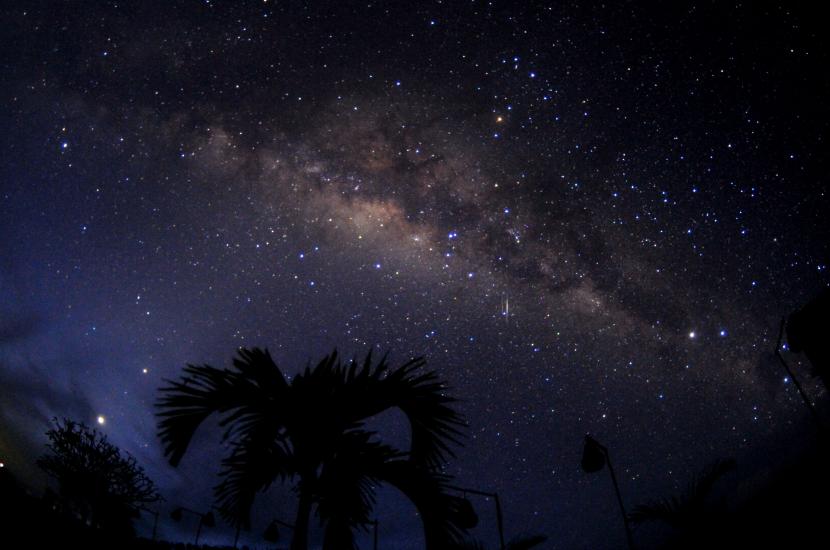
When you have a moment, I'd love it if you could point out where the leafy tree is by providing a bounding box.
[37,417,160,534]
[157,348,468,550]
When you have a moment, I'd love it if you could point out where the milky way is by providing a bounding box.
[1,2,828,548]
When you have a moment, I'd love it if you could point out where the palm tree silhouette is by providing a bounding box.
[628,458,736,535]
[157,348,468,550]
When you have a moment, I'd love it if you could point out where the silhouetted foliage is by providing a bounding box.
[157,347,468,550]
[787,288,830,388]
[628,458,736,530]
[37,417,161,535]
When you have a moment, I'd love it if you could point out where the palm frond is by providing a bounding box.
[628,458,736,529]
[628,497,685,527]
[316,430,403,547]
[354,356,467,468]
[379,459,469,549]
[686,458,736,509]
[214,424,295,529]
[156,347,289,466]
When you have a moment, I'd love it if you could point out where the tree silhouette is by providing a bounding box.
[37,417,160,535]
[157,348,468,550]
[786,288,830,389]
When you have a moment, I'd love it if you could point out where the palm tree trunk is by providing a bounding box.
[290,485,314,550]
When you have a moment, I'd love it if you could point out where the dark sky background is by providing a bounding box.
[1,1,829,548]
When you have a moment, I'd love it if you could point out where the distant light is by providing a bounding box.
[719,329,727,337]
[61,142,69,149]
[0,462,5,468]
[142,368,149,374]
[97,415,106,426]
[688,331,696,339]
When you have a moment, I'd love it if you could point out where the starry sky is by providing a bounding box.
[1,1,829,548]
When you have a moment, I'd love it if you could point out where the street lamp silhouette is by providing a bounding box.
[581,435,634,550]
[138,506,160,541]
[447,484,505,550]
[171,506,215,545]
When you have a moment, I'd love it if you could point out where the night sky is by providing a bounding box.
[1,1,829,548]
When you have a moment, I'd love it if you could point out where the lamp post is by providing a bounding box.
[581,435,634,550]
[446,484,505,550]
[171,507,215,546]
[138,506,160,541]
